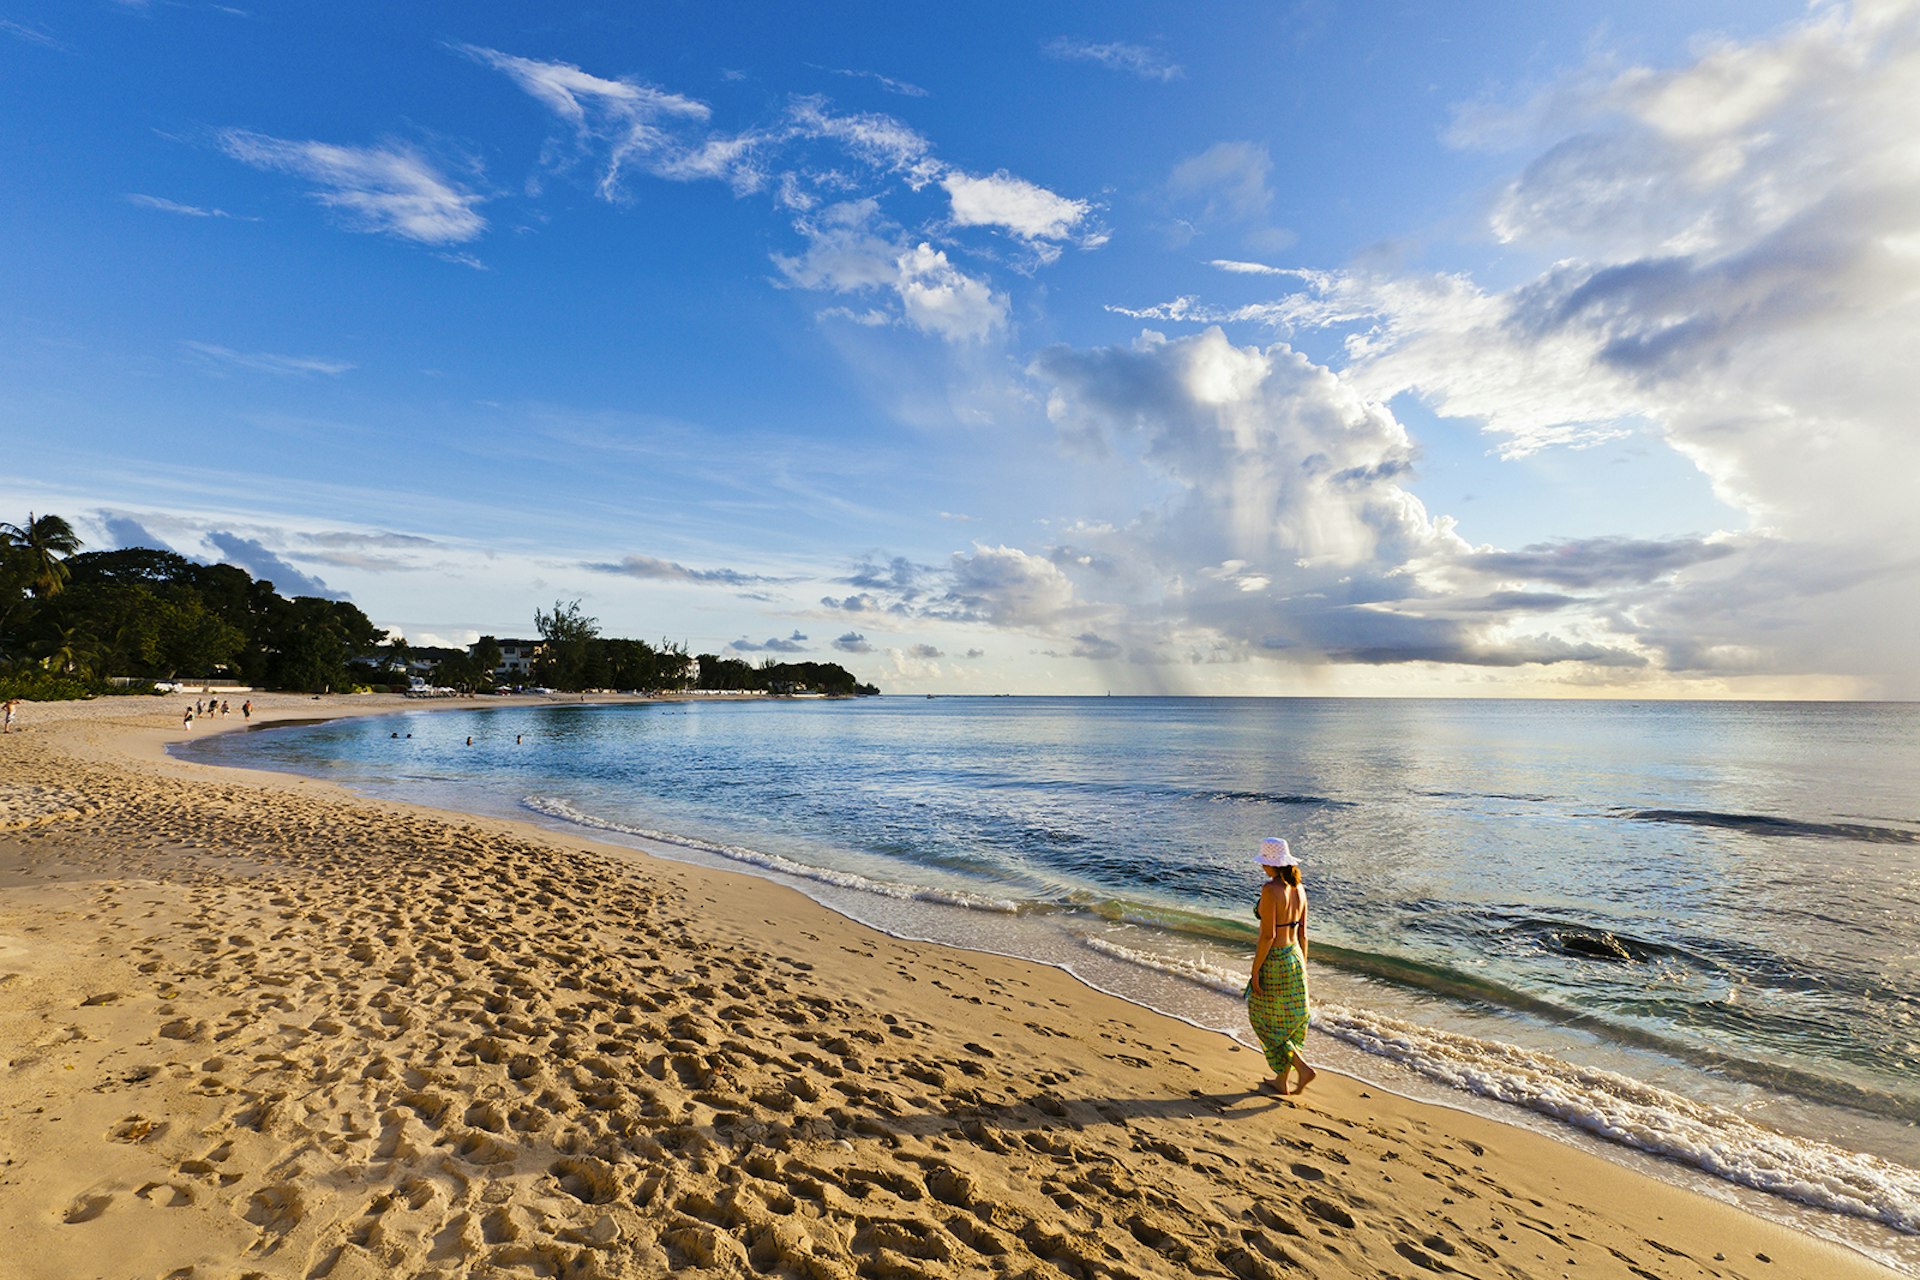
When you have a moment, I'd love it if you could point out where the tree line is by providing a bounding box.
[1,515,878,699]
[0,515,385,699]
[429,598,878,697]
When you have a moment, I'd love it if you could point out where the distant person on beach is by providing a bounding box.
[241,700,251,721]
[182,707,194,733]
[1247,836,1316,1097]
[3,698,16,733]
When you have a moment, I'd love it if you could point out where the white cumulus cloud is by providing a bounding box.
[776,203,1006,343]
[1097,2,1920,692]
[942,169,1092,242]
[895,243,1006,343]
[942,543,1078,627]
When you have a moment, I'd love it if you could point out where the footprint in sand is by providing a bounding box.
[135,1180,194,1207]
[550,1156,623,1204]
[63,1192,113,1224]
[1302,1194,1357,1229]
[242,1184,305,1242]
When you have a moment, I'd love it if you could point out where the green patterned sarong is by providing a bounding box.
[1247,942,1309,1075]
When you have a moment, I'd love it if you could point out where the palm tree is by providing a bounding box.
[39,625,97,678]
[1,513,83,598]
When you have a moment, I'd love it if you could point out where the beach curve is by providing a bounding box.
[0,693,1902,1279]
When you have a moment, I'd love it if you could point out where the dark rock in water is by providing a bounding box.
[1554,930,1637,963]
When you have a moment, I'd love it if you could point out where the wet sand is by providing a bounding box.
[0,694,1899,1279]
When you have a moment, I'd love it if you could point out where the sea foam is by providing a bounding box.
[1082,934,1920,1234]
[535,787,1920,1234]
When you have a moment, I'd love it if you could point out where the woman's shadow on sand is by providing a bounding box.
[935,1085,1295,1131]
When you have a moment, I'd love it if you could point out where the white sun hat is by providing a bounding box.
[1257,836,1298,867]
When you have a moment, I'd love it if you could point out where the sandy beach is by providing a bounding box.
[0,694,1899,1280]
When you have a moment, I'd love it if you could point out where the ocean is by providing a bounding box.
[181,696,1920,1269]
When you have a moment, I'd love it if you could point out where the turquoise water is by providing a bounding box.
[183,696,1920,1258]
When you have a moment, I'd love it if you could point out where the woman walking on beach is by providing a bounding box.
[1247,836,1316,1097]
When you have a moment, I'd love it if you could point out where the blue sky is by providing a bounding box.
[5,1,1916,696]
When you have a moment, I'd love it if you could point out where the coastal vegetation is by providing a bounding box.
[451,599,878,696]
[0,520,384,698]
[0,518,877,699]
[689,652,876,697]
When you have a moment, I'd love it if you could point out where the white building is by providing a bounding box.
[475,637,544,679]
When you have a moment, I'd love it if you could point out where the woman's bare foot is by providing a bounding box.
[1292,1062,1317,1094]
[1257,1077,1287,1097]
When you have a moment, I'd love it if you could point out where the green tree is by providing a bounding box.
[601,637,662,689]
[1,513,82,599]
[38,580,160,676]
[0,513,82,650]
[256,597,382,692]
[655,639,694,690]
[153,595,245,679]
[428,653,487,693]
[694,653,758,691]
[38,625,94,677]
[64,547,196,588]
[471,635,503,681]
[533,599,600,691]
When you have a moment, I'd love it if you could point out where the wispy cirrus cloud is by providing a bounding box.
[292,528,441,573]
[1043,37,1183,82]
[1162,141,1296,251]
[465,46,1099,340]
[1,16,66,49]
[216,129,485,244]
[299,549,421,573]
[182,341,353,376]
[453,43,712,200]
[300,529,436,549]
[783,95,938,183]
[127,193,249,220]
[454,43,706,130]
[1208,259,1297,277]
[819,66,930,98]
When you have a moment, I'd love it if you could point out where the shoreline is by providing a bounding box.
[177,695,1920,1244]
[1,693,1905,1278]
